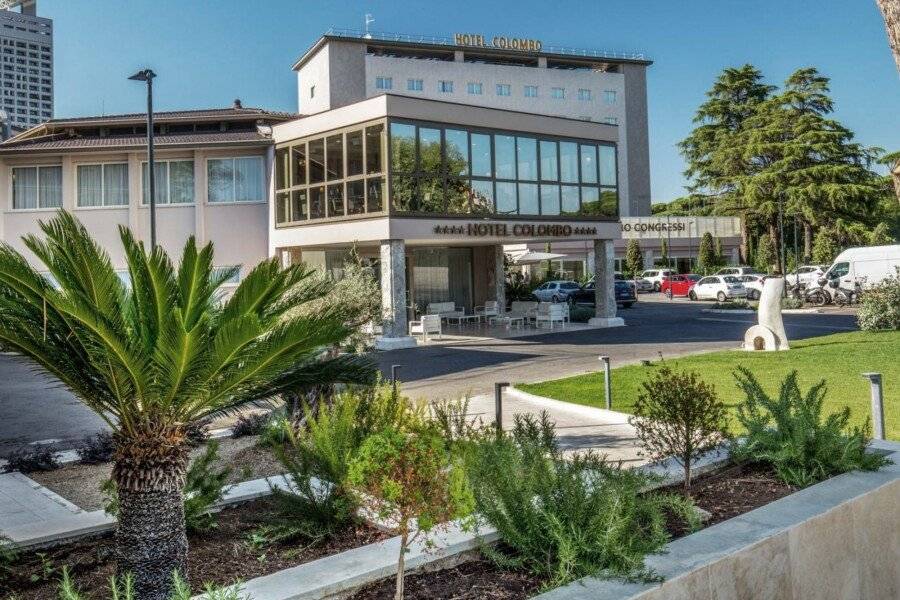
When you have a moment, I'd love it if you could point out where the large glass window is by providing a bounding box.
[208,157,264,203]
[386,121,618,218]
[77,163,128,207]
[276,120,388,224]
[11,165,61,209]
[142,160,194,205]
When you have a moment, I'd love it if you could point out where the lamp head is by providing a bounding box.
[128,69,156,82]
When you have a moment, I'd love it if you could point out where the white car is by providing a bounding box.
[532,280,581,303]
[639,269,675,292]
[715,266,764,277]
[689,275,748,301]
[739,274,766,300]
[785,265,827,288]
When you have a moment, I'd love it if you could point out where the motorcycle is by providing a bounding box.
[805,277,861,307]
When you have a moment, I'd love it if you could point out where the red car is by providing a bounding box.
[660,274,701,297]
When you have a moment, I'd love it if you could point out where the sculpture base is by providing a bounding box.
[743,325,789,351]
[588,317,626,328]
[374,336,418,351]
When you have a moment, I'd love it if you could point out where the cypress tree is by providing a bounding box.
[625,239,644,279]
[698,232,717,273]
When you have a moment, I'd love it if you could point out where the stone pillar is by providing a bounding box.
[585,245,596,278]
[494,245,506,310]
[375,239,417,350]
[589,239,625,328]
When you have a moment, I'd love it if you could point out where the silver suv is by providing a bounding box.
[532,280,581,303]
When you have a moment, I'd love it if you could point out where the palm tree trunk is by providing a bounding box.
[116,487,187,600]
[875,0,900,75]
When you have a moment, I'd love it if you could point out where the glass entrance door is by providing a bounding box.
[411,247,474,314]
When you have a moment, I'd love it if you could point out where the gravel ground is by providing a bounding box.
[29,435,284,511]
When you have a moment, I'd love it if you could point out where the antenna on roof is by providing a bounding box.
[363,14,374,39]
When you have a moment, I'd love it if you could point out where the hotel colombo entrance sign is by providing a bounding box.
[433,223,597,237]
[453,33,543,52]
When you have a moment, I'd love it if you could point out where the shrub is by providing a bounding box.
[711,299,753,310]
[75,431,115,464]
[781,296,804,310]
[629,366,729,491]
[0,535,17,583]
[266,382,418,541]
[3,444,59,473]
[732,368,889,487]
[430,396,485,448]
[857,270,900,331]
[568,305,594,323]
[104,441,232,532]
[184,419,211,448]
[466,413,698,588]
[231,411,272,438]
[348,425,473,600]
[58,568,246,600]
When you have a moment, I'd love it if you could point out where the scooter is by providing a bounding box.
[805,278,860,306]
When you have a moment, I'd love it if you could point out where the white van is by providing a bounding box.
[819,245,900,289]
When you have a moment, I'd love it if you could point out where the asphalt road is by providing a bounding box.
[0,296,857,456]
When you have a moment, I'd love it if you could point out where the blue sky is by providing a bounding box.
[41,0,900,203]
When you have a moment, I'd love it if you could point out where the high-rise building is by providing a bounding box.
[0,0,52,130]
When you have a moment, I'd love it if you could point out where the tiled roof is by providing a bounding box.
[45,107,298,125]
[0,131,272,153]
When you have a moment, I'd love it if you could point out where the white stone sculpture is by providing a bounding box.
[743,277,789,351]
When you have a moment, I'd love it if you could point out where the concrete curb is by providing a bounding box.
[701,308,755,314]
[781,308,823,314]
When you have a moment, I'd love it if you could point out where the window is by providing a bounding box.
[310,85,315,98]
[577,88,592,101]
[438,80,454,93]
[407,78,423,91]
[142,160,194,205]
[375,76,392,90]
[551,87,565,99]
[77,163,128,207]
[11,165,61,209]
[604,90,617,104]
[496,83,511,97]
[467,82,482,95]
[207,156,265,203]
[524,85,537,98]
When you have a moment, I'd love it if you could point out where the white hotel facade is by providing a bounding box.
[0,29,739,348]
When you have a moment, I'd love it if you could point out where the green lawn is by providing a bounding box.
[518,331,900,441]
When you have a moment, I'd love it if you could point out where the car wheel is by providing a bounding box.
[689,290,697,301]
[652,282,661,292]
[717,291,727,302]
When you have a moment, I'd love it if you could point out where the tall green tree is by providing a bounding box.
[755,233,776,272]
[0,212,375,600]
[698,232,717,273]
[679,64,775,261]
[624,239,644,278]
[659,239,669,266]
[812,227,841,264]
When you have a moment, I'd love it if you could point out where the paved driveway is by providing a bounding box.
[0,297,857,456]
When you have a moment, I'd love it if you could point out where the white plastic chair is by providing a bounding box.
[409,314,442,342]
[475,300,500,320]
[535,303,566,329]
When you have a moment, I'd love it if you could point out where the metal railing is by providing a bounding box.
[324,28,647,62]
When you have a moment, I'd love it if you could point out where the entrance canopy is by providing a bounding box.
[507,250,567,265]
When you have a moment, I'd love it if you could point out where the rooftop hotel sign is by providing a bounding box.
[453,33,543,52]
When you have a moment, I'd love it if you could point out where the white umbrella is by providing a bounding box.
[507,250,567,265]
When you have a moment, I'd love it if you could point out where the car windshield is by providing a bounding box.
[723,276,741,284]
[686,274,700,281]
[614,281,630,289]
[561,283,579,289]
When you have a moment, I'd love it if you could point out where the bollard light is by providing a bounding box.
[862,373,885,440]
[599,355,611,410]
[390,364,402,394]
[495,382,509,435]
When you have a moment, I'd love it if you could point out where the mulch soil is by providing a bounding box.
[2,498,388,600]
[350,461,798,600]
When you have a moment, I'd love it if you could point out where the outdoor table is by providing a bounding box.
[446,314,482,327]
[489,315,525,330]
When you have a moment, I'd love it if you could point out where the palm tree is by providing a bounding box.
[0,212,375,600]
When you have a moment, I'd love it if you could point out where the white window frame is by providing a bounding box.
[438,80,454,93]
[206,156,266,204]
[496,83,511,97]
[407,78,423,91]
[551,87,566,99]
[524,85,538,98]
[141,159,195,206]
[9,164,62,211]
[604,90,617,105]
[467,82,483,95]
[76,162,129,209]
[375,76,393,91]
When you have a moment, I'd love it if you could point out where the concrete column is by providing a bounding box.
[375,239,416,350]
[193,151,207,246]
[585,247,596,278]
[127,152,141,237]
[453,50,465,62]
[494,245,506,310]
[589,239,625,328]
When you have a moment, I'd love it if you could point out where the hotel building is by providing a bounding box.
[0,29,738,348]
[0,1,52,130]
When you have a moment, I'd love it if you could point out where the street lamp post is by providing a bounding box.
[128,69,157,247]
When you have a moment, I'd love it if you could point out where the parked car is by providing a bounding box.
[660,274,699,297]
[615,272,653,293]
[689,275,748,301]
[785,265,828,288]
[714,266,764,277]
[569,279,636,308]
[639,269,675,292]
[739,274,767,300]
[532,280,581,302]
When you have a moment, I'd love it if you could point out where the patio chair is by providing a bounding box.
[475,300,500,319]
[409,314,442,342]
[535,302,566,329]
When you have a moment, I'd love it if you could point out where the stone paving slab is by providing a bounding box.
[0,472,82,529]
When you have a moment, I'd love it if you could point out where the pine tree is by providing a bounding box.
[755,234,776,273]
[812,228,841,264]
[698,232,717,273]
[869,222,894,246]
[625,239,644,279]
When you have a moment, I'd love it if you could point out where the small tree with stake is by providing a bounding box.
[629,365,729,492]
[348,426,473,600]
